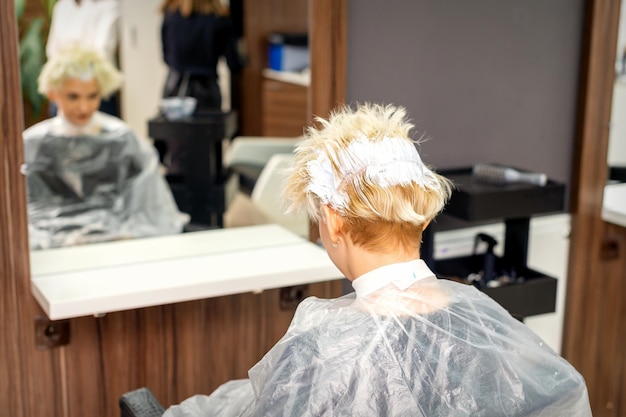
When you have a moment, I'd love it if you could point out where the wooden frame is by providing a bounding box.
[0,2,41,415]
[562,0,626,415]
[309,0,347,119]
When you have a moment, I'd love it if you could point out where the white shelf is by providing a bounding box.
[603,183,626,228]
[30,224,343,320]
[262,68,310,86]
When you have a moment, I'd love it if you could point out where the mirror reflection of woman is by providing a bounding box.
[157,0,244,173]
[23,45,189,250]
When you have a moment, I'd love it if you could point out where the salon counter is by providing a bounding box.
[30,224,343,320]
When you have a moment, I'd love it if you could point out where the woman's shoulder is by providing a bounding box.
[23,119,54,140]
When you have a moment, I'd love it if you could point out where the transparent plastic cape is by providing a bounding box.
[23,113,189,249]
[164,262,591,417]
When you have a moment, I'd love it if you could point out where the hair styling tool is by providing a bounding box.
[472,163,547,187]
[473,233,498,287]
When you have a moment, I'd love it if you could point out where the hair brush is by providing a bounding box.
[472,164,547,186]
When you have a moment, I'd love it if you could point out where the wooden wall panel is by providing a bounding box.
[29,281,340,417]
[240,0,308,136]
[308,0,347,242]
[310,0,347,120]
[583,224,626,414]
[563,0,626,416]
[261,80,308,136]
[0,1,64,416]
[588,224,626,415]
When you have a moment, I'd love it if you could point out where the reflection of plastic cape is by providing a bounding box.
[164,260,591,417]
[23,114,189,250]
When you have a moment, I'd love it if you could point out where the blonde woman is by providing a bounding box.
[163,103,591,416]
[23,45,188,249]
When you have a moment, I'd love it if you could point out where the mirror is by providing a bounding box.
[19,0,314,252]
[13,0,344,320]
[603,0,626,227]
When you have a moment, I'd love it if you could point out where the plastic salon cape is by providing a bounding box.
[22,112,188,250]
[164,260,592,417]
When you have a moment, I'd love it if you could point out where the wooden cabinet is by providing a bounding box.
[261,78,308,137]
[238,0,308,136]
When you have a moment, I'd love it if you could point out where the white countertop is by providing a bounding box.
[262,68,310,86]
[30,224,343,320]
[602,183,626,227]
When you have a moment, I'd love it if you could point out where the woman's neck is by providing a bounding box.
[343,240,421,282]
[52,112,101,136]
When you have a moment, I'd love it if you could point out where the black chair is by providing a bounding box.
[119,388,165,417]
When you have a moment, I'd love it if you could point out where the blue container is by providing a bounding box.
[268,33,309,72]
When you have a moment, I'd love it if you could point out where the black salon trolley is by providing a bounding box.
[422,167,566,320]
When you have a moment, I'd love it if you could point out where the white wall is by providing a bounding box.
[608,80,626,167]
[524,214,570,353]
[118,0,167,140]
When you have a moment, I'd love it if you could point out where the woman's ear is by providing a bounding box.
[47,90,57,103]
[320,205,344,242]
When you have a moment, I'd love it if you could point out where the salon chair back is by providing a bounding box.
[225,136,302,194]
[251,153,309,237]
[119,387,165,417]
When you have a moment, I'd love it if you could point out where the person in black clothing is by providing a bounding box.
[160,0,243,111]
[157,0,243,173]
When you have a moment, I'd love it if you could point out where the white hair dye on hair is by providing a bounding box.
[306,136,441,213]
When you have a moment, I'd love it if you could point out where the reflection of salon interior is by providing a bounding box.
[8,1,626,416]
[118,0,310,234]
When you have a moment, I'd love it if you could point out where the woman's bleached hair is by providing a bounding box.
[284,103,452,252]
[38,45,123,99]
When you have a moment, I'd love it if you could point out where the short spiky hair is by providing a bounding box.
[38,45,123,98]
[283,103,452,252]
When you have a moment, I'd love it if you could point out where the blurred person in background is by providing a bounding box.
[46,0,121,116]
[160,0,243,111]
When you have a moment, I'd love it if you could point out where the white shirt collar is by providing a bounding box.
[351,259,436,298]
[50,112,103,136]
